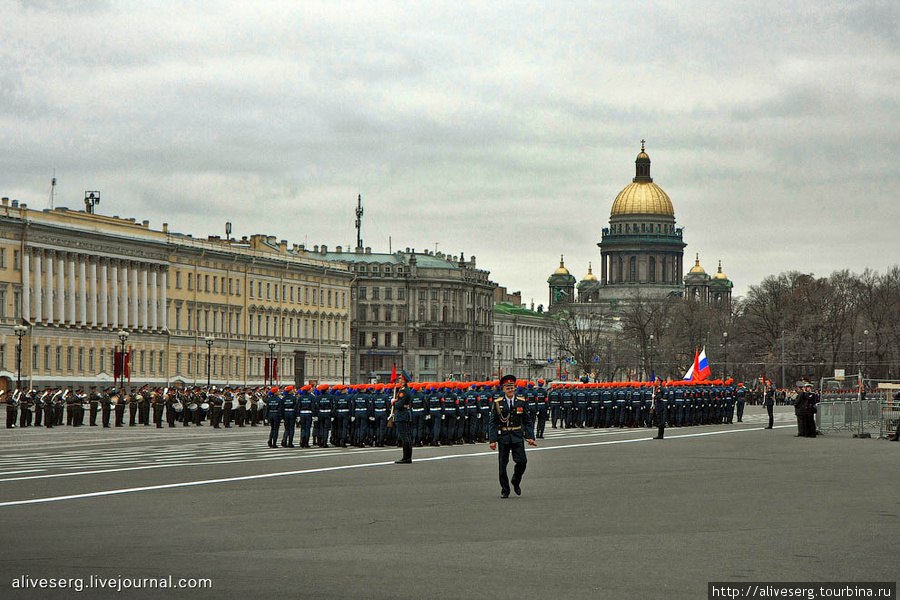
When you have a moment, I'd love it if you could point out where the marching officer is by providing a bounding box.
[489,374,536,498]
[5,391,16,428]
[315,386,333,448]
[652,384,668,439]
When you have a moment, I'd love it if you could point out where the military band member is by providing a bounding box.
[5,391,16,428]
[114,392,126,427]
[89,388,101,426]
[101,390,113,427]
[20,390,35,427]
[490,374,536,498]
[152,390,165,428]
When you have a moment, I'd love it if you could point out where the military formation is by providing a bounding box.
[3,379,751,447]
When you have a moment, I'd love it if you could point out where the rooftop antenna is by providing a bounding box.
[84,190,100,214]
[48,170,57,209]
[225,221,232,241]
[355,194,364,250]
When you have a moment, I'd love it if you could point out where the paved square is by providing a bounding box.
[1,406,897,599]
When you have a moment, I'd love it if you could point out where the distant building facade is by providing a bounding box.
[0,197,352,390]
[311,246,495,383]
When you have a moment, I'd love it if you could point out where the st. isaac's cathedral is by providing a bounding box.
[548,142,733,309]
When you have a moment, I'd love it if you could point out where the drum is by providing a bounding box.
[256,399,265,411]
[200,402,210,411]
[173,402,184,413]
[187,403,198,411]
[231,398,239,410]
[82,403,90,410]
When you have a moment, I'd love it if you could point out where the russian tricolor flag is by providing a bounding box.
[683,347,711,382]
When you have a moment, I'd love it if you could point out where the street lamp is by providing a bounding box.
[205,336,215,388]
[497,348,503,378]
[268,339,277,387]
[526,351,533,380]
[117,330,129,392]
[340,343,348,384]
[14,325,28,391]
[648,334,654,380]
[722,331,728,379]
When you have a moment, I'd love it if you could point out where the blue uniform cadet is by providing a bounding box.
[266,388,284,448]
[280,387,298,447]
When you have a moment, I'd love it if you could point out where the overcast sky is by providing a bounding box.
[3,0,898,306]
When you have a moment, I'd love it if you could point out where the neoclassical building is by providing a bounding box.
[0,198,352,390]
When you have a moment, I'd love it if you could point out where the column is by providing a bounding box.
[159,270,167,330]
[140,265,148,329]
[110,261,119,329]
[150,268,158,330]
[89,259,97,327]
[120,262,128,328]
[131,265,139,329]
[45,250,54,323]
[57,252,65,323]
[34,250,42,323]
[79,257,87,325]
[22,249,30,322]
[97,260,106,327]
[600,253,607,285]
[68,255,76,324]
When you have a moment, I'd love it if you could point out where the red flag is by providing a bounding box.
[391,363,397,383]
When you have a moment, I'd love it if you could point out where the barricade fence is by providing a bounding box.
[816,398,896,438]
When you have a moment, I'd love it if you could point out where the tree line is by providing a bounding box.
[550,267,900,388]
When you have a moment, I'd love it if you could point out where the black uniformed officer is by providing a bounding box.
[489,374,536,498]
[392,378,414,464]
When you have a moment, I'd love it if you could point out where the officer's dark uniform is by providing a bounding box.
[535,382,548,438]
[315,389,333,448]
[489,375,535,499]
[392,382,414,464]
[652,386,668,439]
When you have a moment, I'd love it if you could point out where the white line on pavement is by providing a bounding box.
[0,425,791,507]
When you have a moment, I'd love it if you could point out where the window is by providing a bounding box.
[649,257,656,283]
[159,351,164,374]
[290,286,294,302]
[385,288,392,300]
[177,352,182,374]
[99,349,105,373]
[342,292,347,308]
[149,350,155,374]
[372,287,379,300]
[418,290,426,301]
[327,290,332,306]
[359,287,367,300]
[33,345,39,371]
[140,350,145,373]
[176,271,182,288]
[55,346,61,371]
[629,256,637,282]
[0,248,6,268]
[89,348,95,372]
[236,280,241,296]
[266,282,271,300]
[213,276,218,294]
[188,273,193,290]
[250,280,255,298]
[13,250,20,270]
[443,290,449,301]
[78,348,84,371]
[398,288,405,300]
[205,275,209,292]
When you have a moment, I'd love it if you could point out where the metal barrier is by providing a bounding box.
[881,399,899,439]
[815,399,883,436]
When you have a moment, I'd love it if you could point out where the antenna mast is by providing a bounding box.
[48,171,57,209]
[355,194,364,250]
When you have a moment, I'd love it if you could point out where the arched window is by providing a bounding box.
[629,257,637,282]
[649,257,656,283]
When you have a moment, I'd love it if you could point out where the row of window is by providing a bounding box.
[352,265,405,276]
[173,270,347,309]
[614,223,677,235]
[22,345,165,375]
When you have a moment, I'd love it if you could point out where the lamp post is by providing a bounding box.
[340,344,348,384]
[722,331,728,379]
[268,339,277,387]
[205,336,215,388]
[14,325,28,391]
[863,329,869,381]
[497,348,503,378]
[526,351,532,381]
[117,330,129,392]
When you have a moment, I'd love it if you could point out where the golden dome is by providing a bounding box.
[688,253,706,274]
[582,263,598,281]
[610,182,675,217]
[553,255,570,275]
[713,260,728,280]
[636,151,650,161]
